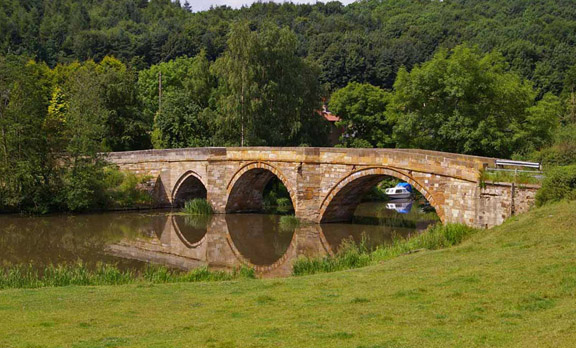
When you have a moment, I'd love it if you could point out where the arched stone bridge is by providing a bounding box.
[107,147,538,228]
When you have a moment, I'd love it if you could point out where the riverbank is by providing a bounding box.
[1,201,575,347]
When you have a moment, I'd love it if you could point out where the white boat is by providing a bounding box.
[384,184,412,199]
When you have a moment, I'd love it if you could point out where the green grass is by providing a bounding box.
[480,169,543,185]
[1,201,576,347]
[293,224,477,276]
[0,263,254,290]
[181,198,214,215]
[293,238,372,275]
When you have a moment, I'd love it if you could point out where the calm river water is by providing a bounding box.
[0,201,438,278]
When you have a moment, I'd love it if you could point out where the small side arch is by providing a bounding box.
[318,167,444,223]
[225,162,297,213]
[172,171,208,207]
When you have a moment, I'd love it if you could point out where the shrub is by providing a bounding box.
[532,124,576,167]
[536,165,576,206]
[182,198,214,215]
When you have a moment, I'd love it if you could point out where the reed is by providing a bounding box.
[293,239,371,276]
[279,215,300,232]
[0,263,254,290]
[293,223,478,276]
[182,199,214,215]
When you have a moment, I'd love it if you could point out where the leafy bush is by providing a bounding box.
[536,165,576,206]
[531,124,576,167]
[182,198,214,215]
[104,168,154,208]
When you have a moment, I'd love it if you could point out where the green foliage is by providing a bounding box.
[531,124,576,166]
[3,0,576,98]
[535,165,576,207]
[0,263,255,290]
[293,223,478,276]
[212,21,324,146]
[138,53,214,149]
[388,45,559,157]
[104,168,154,208]
[262,178,294,213]
[182,199,214,216]
[329,82,392,147]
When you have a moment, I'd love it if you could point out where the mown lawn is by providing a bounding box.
[1,201,575,348]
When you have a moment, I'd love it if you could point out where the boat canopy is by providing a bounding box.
[395,182,412,192]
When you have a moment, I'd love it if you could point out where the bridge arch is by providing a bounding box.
[225,162,296,213]
[224,214,299,274]
[172,171,207,207]
[319,167,444,223]
[171,215,209,248]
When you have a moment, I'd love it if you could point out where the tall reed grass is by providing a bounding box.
[279,215,300,232]
[0,263,254,290]
[182,199,214,215]
[293,239,371,275]
[293,223,478,276]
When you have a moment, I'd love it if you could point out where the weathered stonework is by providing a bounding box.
[106,147,539,228]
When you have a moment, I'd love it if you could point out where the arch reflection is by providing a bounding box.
[105,208,435,277]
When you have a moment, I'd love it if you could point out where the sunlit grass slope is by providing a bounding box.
[1,201,575,347]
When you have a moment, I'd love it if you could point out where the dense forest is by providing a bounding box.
[1,0,576,212]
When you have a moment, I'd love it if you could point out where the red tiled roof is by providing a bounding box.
[316,105,341,122]
[322,112,340,122]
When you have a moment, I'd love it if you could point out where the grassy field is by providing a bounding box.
[1,201,576,347]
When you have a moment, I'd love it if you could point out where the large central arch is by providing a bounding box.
[318,167,444,223]
[225,162,297,213]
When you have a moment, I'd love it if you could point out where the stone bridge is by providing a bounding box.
[107,147,539,228]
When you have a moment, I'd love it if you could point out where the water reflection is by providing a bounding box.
[0,201,438,278]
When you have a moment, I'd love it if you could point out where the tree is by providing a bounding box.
[97,57,149,151]
[329,82,392,148]
[212,22,322,146]
[138,52,216,149]
[388,45,556,157]
[60,62,109,211]
[0,56,56,213]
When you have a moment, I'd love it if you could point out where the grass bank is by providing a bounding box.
[1,201,575,347]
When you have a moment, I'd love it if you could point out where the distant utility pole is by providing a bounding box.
[158,71,163,113]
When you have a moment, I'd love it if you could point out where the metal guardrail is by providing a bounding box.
[486,159,544,181]
[494,159,542,170]
[486,168,541,174]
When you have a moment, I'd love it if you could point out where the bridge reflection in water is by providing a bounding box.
[106,209,433,278]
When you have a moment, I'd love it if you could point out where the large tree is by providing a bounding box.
[138,53,215,149]
[212,21,324,147]
[329,82,392,148]
[388,45,561,157]
[0,56,56,213]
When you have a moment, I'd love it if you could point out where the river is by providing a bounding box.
[0,201,438,278]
